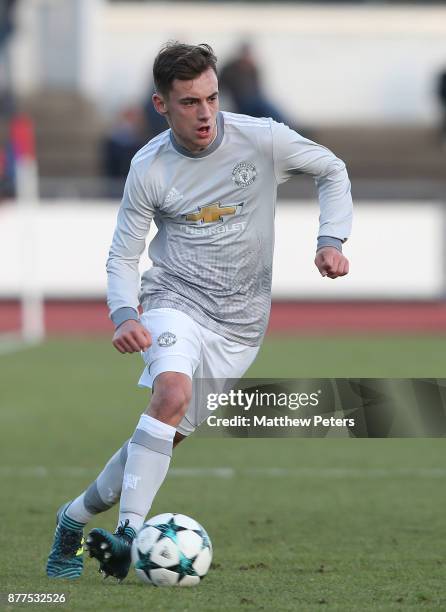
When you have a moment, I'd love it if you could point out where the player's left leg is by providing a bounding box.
[46,432,185,579]
[46,440,130,579]
[46,440,128,578]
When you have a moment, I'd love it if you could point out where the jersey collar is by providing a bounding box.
[169,111,224,158]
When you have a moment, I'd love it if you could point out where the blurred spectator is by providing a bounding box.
[140,44,308,146]
[0,129,16,200]
[0,0,16,199]
[437,68,446,147]
[219,43,287,123]
[0,0,16,96]
[102,107,144,179]
[0,96,15,199]
[142,83,168,141]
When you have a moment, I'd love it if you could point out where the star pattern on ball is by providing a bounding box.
[134,517,212,583]
[168,551,198,579]
[196,529,211,550]
[155,517,188,545]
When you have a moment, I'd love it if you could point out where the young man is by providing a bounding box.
[46,42,352,581]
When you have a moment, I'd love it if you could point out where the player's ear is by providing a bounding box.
[152,92,168,116]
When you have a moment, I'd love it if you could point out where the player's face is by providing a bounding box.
[153,68,219,153]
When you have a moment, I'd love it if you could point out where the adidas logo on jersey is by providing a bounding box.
[164,187,184,205]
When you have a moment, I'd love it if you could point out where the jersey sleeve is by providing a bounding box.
[271,120,353,242]
[106,162,156,324]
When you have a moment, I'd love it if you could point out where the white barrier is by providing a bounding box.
[0,200,443,299]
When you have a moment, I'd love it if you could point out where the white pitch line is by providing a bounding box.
[1,466,446,479]
[170,467,235,478]
[244,467,446,478]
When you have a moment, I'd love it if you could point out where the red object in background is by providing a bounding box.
[2,301,446,335]
[10,114,36,161]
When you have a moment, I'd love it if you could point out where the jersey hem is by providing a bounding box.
[141,296,264,348]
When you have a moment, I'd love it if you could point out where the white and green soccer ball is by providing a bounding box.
[131,513,212,587]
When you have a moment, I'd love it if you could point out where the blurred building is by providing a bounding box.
[0,0,444,199]
[2,0,446,338]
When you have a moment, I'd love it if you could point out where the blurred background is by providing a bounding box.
[3,7,446,605]
[1,0,446,347]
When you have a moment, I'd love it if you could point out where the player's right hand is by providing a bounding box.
[112,319,152,354]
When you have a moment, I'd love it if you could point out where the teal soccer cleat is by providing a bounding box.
[46,502,84,579]
[85,520,136,582]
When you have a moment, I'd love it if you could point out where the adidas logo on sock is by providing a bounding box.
[123,473,142,490]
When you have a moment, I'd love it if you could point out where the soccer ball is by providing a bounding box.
[131,513,212,586]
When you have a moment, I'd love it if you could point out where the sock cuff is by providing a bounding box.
[122,525,137,541]
[60,509,85,531]
[137,414,176,442]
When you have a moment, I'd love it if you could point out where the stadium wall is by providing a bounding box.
[0,200,444,300]
[11,2,446,125]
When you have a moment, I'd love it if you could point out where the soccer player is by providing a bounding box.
[46,42,352,580]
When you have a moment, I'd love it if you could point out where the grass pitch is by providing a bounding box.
[1,335,446,611]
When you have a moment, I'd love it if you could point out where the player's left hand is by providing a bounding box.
[314,247,349,279]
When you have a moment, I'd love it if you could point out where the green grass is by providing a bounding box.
[1,335,446,611]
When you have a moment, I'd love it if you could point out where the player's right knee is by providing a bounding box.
[149,373,192,424]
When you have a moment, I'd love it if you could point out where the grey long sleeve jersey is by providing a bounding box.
[107,111,353,347]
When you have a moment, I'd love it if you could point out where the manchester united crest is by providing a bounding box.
[157,331,177,347]
[232,161,257,188]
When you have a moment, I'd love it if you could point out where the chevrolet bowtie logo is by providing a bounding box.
[185,202,237,224]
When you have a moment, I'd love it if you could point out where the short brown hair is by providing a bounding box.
[153,42,217,97]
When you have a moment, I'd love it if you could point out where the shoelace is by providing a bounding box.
[114,519,131,543]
